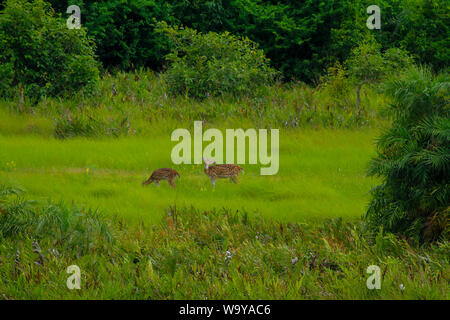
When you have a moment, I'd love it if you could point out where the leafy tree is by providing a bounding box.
[366,67,449,242]
[0,0,99,101]
[345,38,413,113]
[345,39,385,113]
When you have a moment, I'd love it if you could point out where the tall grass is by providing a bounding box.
[0,187,448,299]
[0,185,113,254]
[0,69,388,140]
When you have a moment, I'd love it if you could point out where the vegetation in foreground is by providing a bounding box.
[0,186,448,300]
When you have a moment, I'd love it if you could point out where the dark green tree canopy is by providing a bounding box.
[37,0,448,81]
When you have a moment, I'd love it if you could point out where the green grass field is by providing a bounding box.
[1,75,447,300]
[1,106,448,300]
[0,125,378,225]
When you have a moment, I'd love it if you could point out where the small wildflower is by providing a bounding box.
[399,284,405,291]
[291,257,299,265]
[33,240,44,266]
[32,240,42,254]
[51,248,60,260]
[14,247,20,274]
[225,250,233,264]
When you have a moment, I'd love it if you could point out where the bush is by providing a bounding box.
[157,22,278,99]
[0,0,99,101]
[365,67,449,242]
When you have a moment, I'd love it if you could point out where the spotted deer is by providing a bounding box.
[203,157,244,188]
[142,168,180,188]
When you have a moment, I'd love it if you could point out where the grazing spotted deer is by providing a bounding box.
[203,157,244,188]
[142,168,180,188]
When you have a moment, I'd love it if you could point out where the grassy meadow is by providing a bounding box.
[0,73,383,224]
[0,124,378,225]
[0,72,448,300]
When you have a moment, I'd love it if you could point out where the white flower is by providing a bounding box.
[225,250,233,263]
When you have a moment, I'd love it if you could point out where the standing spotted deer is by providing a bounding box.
[203,157,244,188]
[142,168,180,188]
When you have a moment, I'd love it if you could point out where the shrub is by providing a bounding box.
[157,22,278,99]
[320,61,352,109]
[365,67,449,242]
[0,0,99,101]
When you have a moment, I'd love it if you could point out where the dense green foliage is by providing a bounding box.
[1,186,448,299]
[157,22,278,99]
[0,0,99,100]
[366,67,449,242]
[37,0,449,81]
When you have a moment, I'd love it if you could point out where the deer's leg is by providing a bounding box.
[154,180,160,187]
[210,177,216,188]
[168,178,176,188]
[231,175,238,184]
